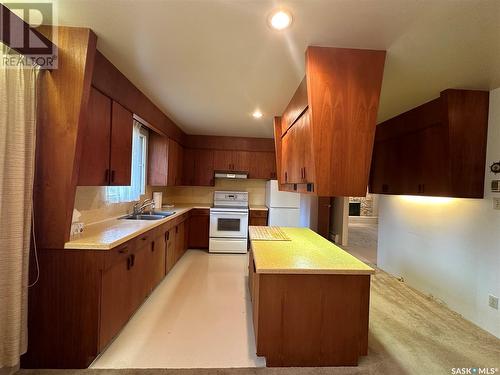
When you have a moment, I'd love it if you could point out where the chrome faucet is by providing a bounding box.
[132,198,155,215]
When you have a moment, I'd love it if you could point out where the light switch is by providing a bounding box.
[493,198,500,210]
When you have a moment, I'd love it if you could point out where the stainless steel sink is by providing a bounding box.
[152,210,176,217]
[120,214,168,220]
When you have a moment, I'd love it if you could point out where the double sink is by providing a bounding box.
[120,211,176,221]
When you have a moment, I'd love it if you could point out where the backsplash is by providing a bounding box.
[73,186,152,225]
[159,179,266,206]
[74,179,267,225]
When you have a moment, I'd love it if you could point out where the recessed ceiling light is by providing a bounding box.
[252,110,263,119]
[268,9,293,30]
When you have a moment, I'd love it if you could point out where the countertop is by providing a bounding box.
[65,203,211,250]
[249,205,268,211]
[250,227,374,275]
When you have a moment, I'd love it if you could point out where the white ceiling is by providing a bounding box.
[50,0,500,137]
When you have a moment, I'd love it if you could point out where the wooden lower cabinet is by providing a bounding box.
[188,208,210,248]
[249,209,268,226]
[23,214,190,369]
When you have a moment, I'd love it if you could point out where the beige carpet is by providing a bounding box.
[18,268,500,375]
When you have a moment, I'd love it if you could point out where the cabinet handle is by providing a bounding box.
[105,169,109,184]
[111,170,115,183]
[151,241,155,252]
[285,171,288,182]
[118,246,128,254]
[127,256,132,270]
[130,254,135,267]
[303,167,306,181]
[176,226,178,234]
[166,231,170,241]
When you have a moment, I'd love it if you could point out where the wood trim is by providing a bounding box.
[185,134,275,152]
[34,27,97,249]
[91,50,185,144]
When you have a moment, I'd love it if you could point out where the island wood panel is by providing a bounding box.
[92,50,185,144]
[33,27,97,249]
[109,100,133,185]
[306,47,386,197]
[77,86,112,186]
[253,271,370,367]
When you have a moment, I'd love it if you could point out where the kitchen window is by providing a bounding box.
[106,120,148,203]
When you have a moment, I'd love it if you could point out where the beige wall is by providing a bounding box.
[74,179,266,225]
[158,179,266,206]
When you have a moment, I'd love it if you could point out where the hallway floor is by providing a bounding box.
[343,222,378,265]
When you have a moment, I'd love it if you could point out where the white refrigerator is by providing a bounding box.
[265,180,301,226]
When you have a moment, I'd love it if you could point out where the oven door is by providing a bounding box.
[210,210,249,238]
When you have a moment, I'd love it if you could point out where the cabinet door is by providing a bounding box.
[182,148,195,185]
[188,210,209,248]
[297,111,315,183]
[148,132,169,186]
[176,144,184,186]
[150,233,166,289]
[193,149,215,186]
[232,151,250,172]
[167,139,179,186]
[165,228,176,274]
[109,101,133,186]
[281,126,301,183]
[213,150,233,171]
[100,252,132,350]
[175,222,186,262]
[249,152,276,179]
[129,243,151,311]
[78,87,112,186]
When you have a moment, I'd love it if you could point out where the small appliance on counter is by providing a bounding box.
[209,191,249,254]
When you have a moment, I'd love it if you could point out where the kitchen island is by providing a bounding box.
[248,226,374,367]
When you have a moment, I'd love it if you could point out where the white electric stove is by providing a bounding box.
[209,191,249,254]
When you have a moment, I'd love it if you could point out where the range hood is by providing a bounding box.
[214,171,248,179]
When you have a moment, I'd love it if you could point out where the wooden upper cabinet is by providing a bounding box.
[248,152,276,179]
[275,46,386,196]
[148,134,184,187]
[148,132,169,186]
[184,149,216,186]
[213,150,250,172]
[369,89,489,198]
[79,87,133,186]
[167,139,183,186]
[109,101,133,185]
[78,87,112,186]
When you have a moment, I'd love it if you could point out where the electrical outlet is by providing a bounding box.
[493,198,500,210]
[489,295,499,310]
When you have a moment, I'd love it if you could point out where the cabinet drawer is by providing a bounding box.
[190,208,209,216]
[250,210,268,218]
[103,242,135,271]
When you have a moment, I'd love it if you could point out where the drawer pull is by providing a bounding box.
[118,247,128,254]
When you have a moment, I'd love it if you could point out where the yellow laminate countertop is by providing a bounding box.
[250,227,374,275]
[64,203,210,250]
